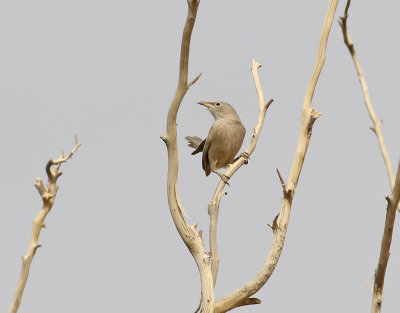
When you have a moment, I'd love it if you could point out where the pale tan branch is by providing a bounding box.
[208,59,274,288]
[213,1,338,312]
[339,0,395,193]
[276,168,287,192]
[208,191,226,286]
[163,1,214,313]
[370,160,400,313]
[8,139,81,313]
[188,72,202,88]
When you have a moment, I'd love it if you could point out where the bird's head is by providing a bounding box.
[198,101,241,121]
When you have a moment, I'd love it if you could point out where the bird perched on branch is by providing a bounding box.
[185,101,247,184]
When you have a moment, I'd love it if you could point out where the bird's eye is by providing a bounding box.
[216,102,221,106]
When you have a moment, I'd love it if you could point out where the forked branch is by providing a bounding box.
[8,137,82,313]
[213,1,338,312]
[208,59,274,286]
[161,1,214,313]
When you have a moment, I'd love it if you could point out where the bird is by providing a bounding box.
[185,101,247,184]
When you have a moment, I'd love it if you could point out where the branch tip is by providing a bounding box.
[252,58,261,69]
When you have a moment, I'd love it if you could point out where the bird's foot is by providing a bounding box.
[214,170,230,186]
[221,174,230,186]
[239,152,250,164]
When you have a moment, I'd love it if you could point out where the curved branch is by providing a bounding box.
[208,59,273,286]
[339,0,396,205]
[161,1,214,313]
[8,138,82,313]
[213,1,338,312]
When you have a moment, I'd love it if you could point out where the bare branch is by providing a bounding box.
[339,0,396,196]
[370,160,400,313]
[208,59,274,287]
[163,1,214,313]
[213,1,338,312]
[8,139,81,313]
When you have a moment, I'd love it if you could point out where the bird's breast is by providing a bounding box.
[207,119,246,168]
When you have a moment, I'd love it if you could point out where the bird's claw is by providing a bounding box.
[240,152,250,164]
[214,171,230,186]
[221,174,230,186]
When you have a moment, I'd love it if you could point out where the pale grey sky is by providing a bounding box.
[1,1,400,312]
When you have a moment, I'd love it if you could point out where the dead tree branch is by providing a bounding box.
[213,1,338,312]
[160,1,214,313]
[370,160,400,313]
[8,137,82,313]
[339,0,396,196]
[208,59,274,286]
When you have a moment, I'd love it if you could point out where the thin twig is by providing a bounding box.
[363,277,373,294]
[276,168,287,192]
[339,0,395,197]
[8,139,81,313]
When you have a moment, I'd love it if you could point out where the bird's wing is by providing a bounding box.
[202,137,212,176]
[192,139,206,155]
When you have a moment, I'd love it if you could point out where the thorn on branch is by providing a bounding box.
[276,168,287,192]
[265,98,274,110]
[33,244,42,255]
[160,134,168,144]
[245,297,262,305]
[267,214,280,231]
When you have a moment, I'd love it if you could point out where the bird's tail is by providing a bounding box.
[185,136,203,149]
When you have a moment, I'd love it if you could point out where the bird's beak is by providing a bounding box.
[198,101,213,108]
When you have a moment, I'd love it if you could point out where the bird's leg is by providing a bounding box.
[212,169,230,186]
